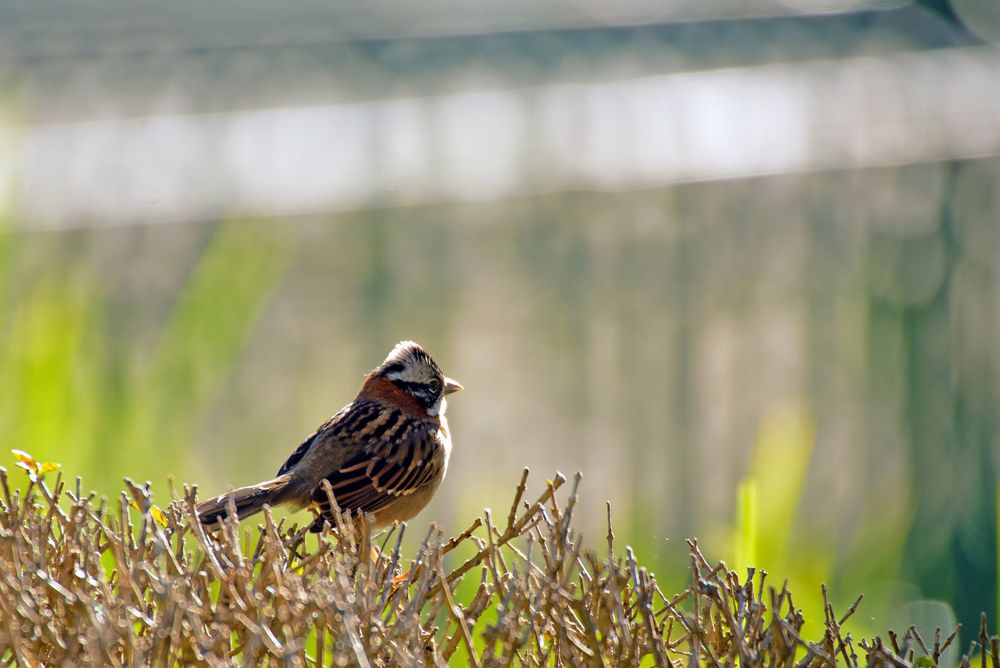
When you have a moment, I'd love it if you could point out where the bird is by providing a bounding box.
[196,341,462,532]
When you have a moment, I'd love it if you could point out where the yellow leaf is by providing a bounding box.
[37,461,61,475]
[149,505,169,527]
[130,500,169,527]
[11,450,61,481]
[11,449,38,472]
[14,462,37,478]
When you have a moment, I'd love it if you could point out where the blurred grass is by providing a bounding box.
[747,403,814,569]
[735,478,757,575]
[0,218,291,497]
[124,219,291,482]
[723,403,838,640]
[3,276,94,477]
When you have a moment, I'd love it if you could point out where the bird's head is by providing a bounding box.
[371,341,462,417]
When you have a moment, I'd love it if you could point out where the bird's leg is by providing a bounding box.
[391,570,411,590]
[372,522,412,589]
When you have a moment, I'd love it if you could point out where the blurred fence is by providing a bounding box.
[4,45,1000,228]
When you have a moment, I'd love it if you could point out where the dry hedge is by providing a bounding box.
[0,466,991,666]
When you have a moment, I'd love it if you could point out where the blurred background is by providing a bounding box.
[2,0,1000,648]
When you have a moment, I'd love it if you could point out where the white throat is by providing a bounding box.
[427,396,447,417]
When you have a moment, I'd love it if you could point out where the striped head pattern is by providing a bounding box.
[376,341,463,417]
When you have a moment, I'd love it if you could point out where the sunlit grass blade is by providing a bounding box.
[734,477,758,573]
[748,401,814,570]
[121,218,292,480]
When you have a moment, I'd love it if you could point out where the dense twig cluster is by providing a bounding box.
[0,466,992,666]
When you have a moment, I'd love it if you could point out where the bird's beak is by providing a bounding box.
[444,377,464,394]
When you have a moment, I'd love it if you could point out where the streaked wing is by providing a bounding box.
[277,406,352,476]
[312,422,442,517]
[277,431,318,477]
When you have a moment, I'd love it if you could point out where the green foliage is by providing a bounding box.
[123,219,292,475]
[0,219,290,494]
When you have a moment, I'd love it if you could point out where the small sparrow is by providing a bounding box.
[197,341,462,531]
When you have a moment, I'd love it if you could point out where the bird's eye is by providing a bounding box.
[428,378,441,393]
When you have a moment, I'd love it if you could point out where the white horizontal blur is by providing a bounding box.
[5,46,1000,229]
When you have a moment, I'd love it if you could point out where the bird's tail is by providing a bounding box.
[196,474,294,526]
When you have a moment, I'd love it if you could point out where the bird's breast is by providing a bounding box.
[437,415,452,473]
